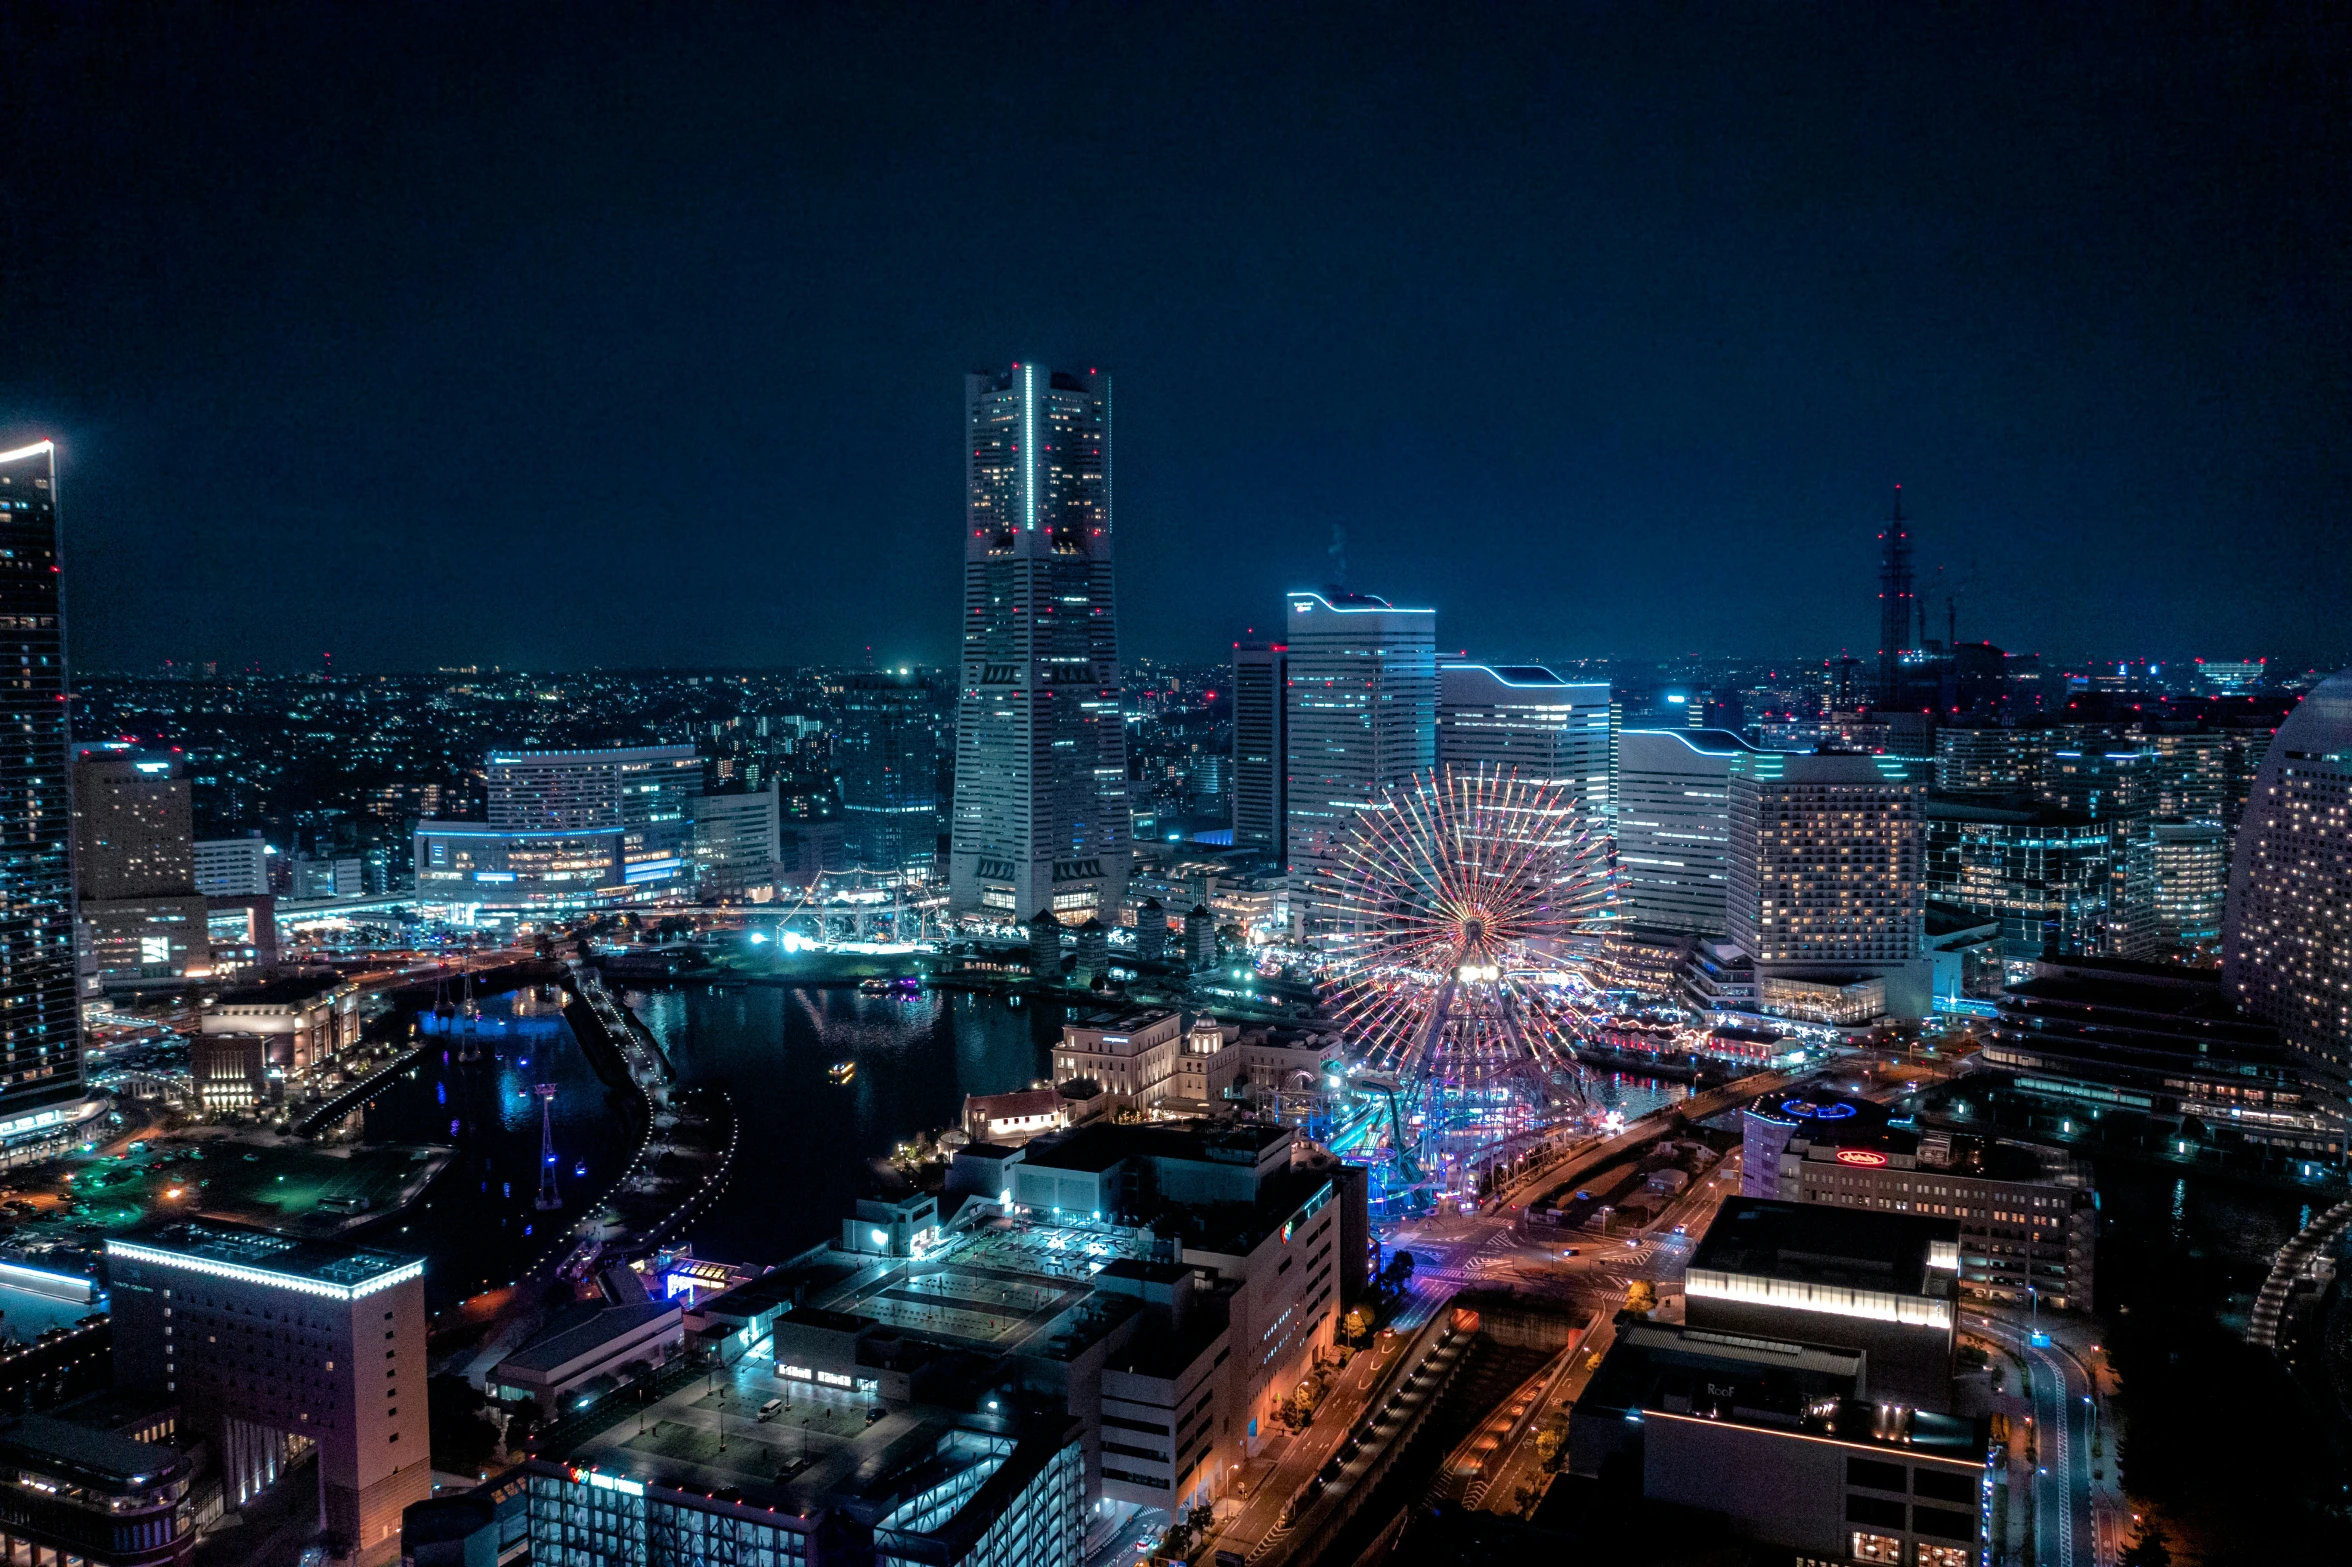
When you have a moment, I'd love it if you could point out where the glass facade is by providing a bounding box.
[840,673,941,883]
[0,442,79,1113]
[951,366,1132,924]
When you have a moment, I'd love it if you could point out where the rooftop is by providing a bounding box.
[498,1299,680,1376]
[1687,1198,1955,1301]
[206,972,350,1007]
[106,1222,422,1299]
[0,1415,189,1491]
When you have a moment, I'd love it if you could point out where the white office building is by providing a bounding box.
[1437,663,1613,818]
[1616,729,1762,937]
[1284,591,1435,940]
[193,836,272,897]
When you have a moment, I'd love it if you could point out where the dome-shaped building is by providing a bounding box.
[2224,668,2352,1142]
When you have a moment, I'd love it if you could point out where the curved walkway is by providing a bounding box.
[289,1047,424,1138]
[2247,1196,2352,1350]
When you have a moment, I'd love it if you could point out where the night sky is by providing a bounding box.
[4,4,2345,674]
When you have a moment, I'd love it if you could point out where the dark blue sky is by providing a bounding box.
[4,4,2345,673]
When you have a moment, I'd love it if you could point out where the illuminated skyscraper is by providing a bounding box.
[1728,750,1929,1020]
[950,365,1132,923]
[2225,668,2352,1134]
[1616,728,1760,937]
[1232,642,1288,858]
[839,671,940,882]
[1284,591,1435,939]
[0,440,80,1122]
[1437,663,1614,819]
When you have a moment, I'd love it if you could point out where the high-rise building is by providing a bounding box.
[72,746,212,991]
[1924,797,2112,969]
[107,1224,430,1565]
[950,364,1133,924]
[1231,642,1288,859]
[2151,816,2227,948]
[1728,750,1928,1020]
[1934,724,2023,797]
[2224,668,2352,1134]
[1875,488,1918,710]
[2045,745,2158,960]
[1282,591,1435,939]
[417,745,702,910]
[1615,729,1761,937]
[0,442,80,1121]
[71,744,193,899]
[1436,663,1613,820]
[689,784,780,901]
[838,671,941,882]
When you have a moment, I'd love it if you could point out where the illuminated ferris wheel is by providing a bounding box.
[1320,766,1614,1192]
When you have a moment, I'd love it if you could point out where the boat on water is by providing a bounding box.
[829,1061,857,1084]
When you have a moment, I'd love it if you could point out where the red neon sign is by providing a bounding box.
[1835,1149,1890,1168]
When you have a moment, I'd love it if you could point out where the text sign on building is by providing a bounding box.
[1834,1148,1890,1167]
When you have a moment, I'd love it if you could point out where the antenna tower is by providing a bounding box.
[534,1084,562,1210]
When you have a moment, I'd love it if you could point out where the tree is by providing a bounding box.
[2120,1522,2172,1567]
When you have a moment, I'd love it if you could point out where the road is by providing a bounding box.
[1199,1080,1777,1562]
[1203,1316,1429,1559]
[1972,1311,2105,1567]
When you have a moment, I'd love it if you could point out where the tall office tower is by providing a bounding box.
[1283,591,1435,939]
[1727,750,1929,1019]
[2225,668,2352,1132]
[0,441,80,1118]
[73,746,212,989]
[839,671,941,882]
[2151,816,2227,949]
[1875,487,1917,710]
[1612,729,1759,938]
[2046,745,2158,959]
[1924,797,2112,965]
[108,1224,430,1565]
[1437,663,1614,821]
[950,365,1132,923]
[1232,642,1288,859]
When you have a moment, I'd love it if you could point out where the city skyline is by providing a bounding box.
[4,8,2348,675]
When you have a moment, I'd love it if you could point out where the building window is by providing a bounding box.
[1851,1534,1904,1564]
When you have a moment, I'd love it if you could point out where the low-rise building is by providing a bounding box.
[200,972,360,1082]
[487,1299,685,1411]
[0,1415,194,1567]
[1167,1016,1239,1109]
[1052,1008,1181,1110]
[1741,1090,2096,1311]
[1570,1319,1993,1567]
[1983,957,2336,1160]
[961,1088,1066,1145]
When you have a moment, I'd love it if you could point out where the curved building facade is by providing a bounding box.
[2224,668,2352,1134]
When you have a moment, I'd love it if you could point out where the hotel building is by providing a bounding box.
[106,1224,429,1564]
[2224,668,2352,1136]
[1727,749,1928,1021]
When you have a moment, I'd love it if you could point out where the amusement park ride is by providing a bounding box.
[1317,766,1616,1214]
